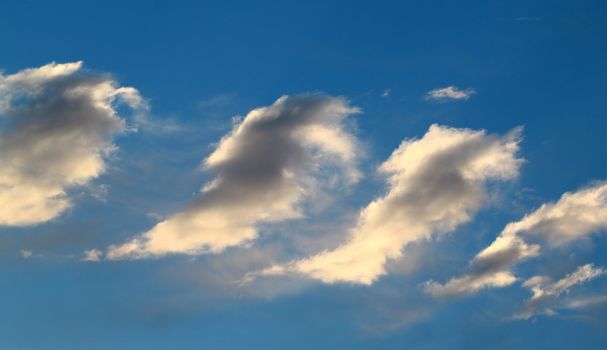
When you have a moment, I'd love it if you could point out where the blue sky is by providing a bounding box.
[1,0,607,349]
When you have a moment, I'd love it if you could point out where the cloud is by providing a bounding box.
[424,86,475,102]
[426,182,607,297]
[258,124,523,285]
[424,233,539,297]
[501,182,607,245]
[0,61,144,226]
[516,264,606,319]
[163,243,318,300]
[424,271,519,298]
[131,113,184,134]
[564,294,607,310]
[82,249,102,262]
[105,94,361,260]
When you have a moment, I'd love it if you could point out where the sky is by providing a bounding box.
[1,0,607,349]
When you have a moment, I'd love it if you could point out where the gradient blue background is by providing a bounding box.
[1,0,606,349]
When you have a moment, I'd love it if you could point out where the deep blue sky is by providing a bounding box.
[1,1,607,349]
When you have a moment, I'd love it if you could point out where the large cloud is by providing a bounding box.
[426,182,607,297]
[106,94,360,259]
[258,124,523,285]
[0,62,144,226]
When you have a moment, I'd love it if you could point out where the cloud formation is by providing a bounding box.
[424,86,475,102]
[260,124,522,284]
[564,294,607,310]
[516,264,606,319]
[424,233,540,297]
[106,94,361,259]
[82,249,102,262]
[0,62,144,226]
[426,182,607,297]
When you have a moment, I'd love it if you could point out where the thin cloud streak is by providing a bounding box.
[516,264,606,319]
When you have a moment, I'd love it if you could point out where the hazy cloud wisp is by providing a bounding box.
[516,264,606,319]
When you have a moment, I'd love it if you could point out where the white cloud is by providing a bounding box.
[424,271,518,298]
[516,264,606,319]
[501,182,607,246]
[424,86,475,102]
[0,62,144,226]
[426,182,607,297]
[20,250,33,258]
[258,124,522,285]
[105,94,361,260]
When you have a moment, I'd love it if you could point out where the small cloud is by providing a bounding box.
[424,86,475,102]
[381,89,391,98]
[82,249,102,262]
[86,184,109,202]
[20,250,33,258]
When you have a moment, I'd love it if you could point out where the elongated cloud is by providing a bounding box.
[260,124,522,285]
[0,62,144,226]
[426,182,607,297]
[501,182,607,245]
[424,233,540,297]
[516,264,606,319]
[424,86,475,102]
[106,94,360,260]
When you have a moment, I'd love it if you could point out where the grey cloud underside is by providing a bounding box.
[193,96,351,209]
[3,77,121,171]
